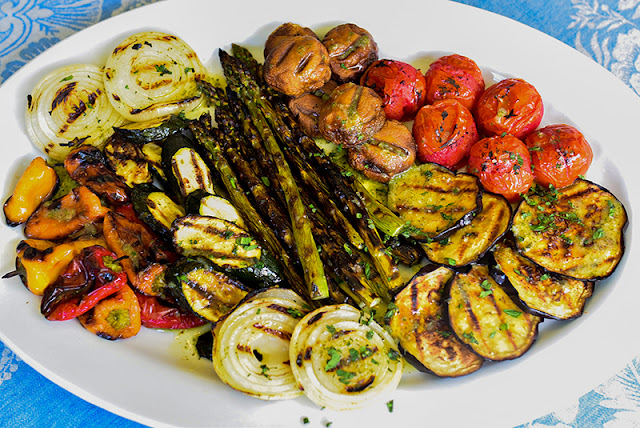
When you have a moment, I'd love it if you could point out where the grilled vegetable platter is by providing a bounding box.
[0,1,637,427]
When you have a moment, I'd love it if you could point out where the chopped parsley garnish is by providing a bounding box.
[504,309,523,318]
[155,64,172,76]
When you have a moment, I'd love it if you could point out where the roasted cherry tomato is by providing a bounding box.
[424,54,485,111]
[474,78,543,139]
[412,99,479,169]
[468,134,534,202]
[360,59,427,121]
[524,124,593,188]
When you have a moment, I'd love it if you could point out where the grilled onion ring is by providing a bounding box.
[289,304,403,411]
[212,288,310,400]
[25,64,126,161]
[103,31,207,122]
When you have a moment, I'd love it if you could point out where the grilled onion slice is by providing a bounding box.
[511,179,628,280]
[25,64,126,161]
[289,304,403,411]
[212,288,310,400]
[103,31,207,122]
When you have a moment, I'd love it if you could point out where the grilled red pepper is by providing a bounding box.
[41,245,128,321]
[137,292,207,329]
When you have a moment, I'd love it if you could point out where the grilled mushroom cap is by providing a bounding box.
[318,82,386,148]
[263,35,332,97]
[322,23,378,83]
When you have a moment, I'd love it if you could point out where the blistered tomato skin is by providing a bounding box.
[468,134,534,202]
[361,59,427,122]
[525,124,593,188]
[424,54,485,111]
[474,78,544,139]
[412,99,479,169]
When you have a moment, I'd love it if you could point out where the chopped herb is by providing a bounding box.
[387,349,401,361]
[287,308,305,319]
[260,364,269,378]
[462,331,479,344]
[302,417,310,424]
[60,75,73,82]
[155,64,172,76]
[387,400,394,413]
[445,257,457,266]
[336,369,356,384]
[503,309,522,318]
[325,347,341,371]
[184,67,195,74]
[592,228,605,240]
[366,330,374,340]
[499,322,509,330]
[326,324,337,335]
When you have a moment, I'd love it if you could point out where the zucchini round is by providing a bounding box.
[165,256,249,323]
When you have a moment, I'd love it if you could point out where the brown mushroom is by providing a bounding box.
[264,23,318,58]
[318,82,386,148]
[322,23,378,83]
[348,120,417,183]
[288,79,338,137]
[263,35,332,97]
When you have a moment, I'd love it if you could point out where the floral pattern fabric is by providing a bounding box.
[0,0,638,426]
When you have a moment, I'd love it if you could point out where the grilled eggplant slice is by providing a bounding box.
[388,163,482,241]
[511,179,627,280]
[184,190,247,228]
[114,114,188,144]
[448,264,542,361]
[165,256,249,323]
[103,134,153,187]
[132,183,185,242]
[422,192,511,267]
[162,133,216,201]
[492,240,594,320]
[141,142,166,181]
[389,265,483,377]
[172,214,282,287]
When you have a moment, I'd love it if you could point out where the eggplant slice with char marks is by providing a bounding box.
[511,179,628,281]
[422,192,511,268]
[448,264,542,361]
[103,133,154,187]
[388,162,483,241]
[492,239,594,320]
[389,265,483,377]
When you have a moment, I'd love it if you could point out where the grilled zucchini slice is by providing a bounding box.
[511,179,627,280]
[389,265,483,377]
[492,240,594,320]
[114,114,188,144]
[165,256,249,323]
[448,264,542,361]
[422,192,511,267]
[162,133,216,201]
[172,214,282,287]
[132,183,185,241]
[388,163,482,241]
[184,189,246,228]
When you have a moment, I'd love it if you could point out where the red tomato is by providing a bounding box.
[468,134,534,202]
[360,59,427,121]
[424,54,485,111]
[412,99,479,169]
[524,124,593,188]
[474,78,544,139]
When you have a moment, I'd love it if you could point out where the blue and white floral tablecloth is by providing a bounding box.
[1,1,639,427]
